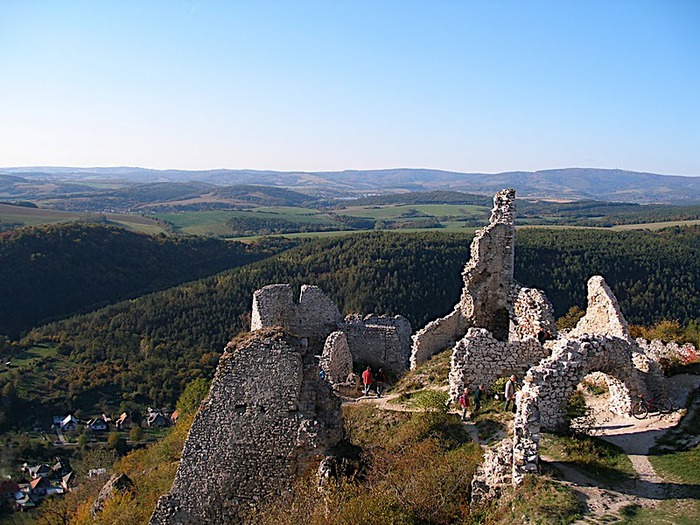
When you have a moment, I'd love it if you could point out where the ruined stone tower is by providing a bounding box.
[411,188,556,370]
[150,329,343,524]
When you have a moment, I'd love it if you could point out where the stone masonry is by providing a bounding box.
[320,331,353,384]
[251,284,343,349]
[448,328,547,402]
[251,284,412,379]
[411,189,556,369]
[509,275,668,486]
[150,329,343,524]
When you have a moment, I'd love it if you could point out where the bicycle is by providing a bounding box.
[631,393,673,419]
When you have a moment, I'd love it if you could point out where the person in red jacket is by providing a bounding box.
[362,366,373,396]
[458,387,471,421]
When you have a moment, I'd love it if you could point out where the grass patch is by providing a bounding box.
[392,349,451,393]
[649,389,700,484]
[472,475,584,525]
[540,433,636,484]
[650,443,700,485]
[614,499,700,524]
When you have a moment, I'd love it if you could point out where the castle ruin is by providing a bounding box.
[408,189,557,402]
[150,329,343,524]
[251,284,412,379]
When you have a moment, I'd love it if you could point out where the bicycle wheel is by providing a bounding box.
[632,401,648,419]
[656,397,673,414]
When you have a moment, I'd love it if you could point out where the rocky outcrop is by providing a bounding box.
[150,329,343,524]
[92,474,134,518]
[470,439,513,503]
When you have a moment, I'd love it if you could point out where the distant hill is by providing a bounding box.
[2,166,698,204]
[0,223,296,337]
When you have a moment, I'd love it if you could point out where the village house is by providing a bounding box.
[26,464,51,479]
[114,412,132,430]
[86,416,108,431]
[28,477,52,498]
[58,414,78,432]
[147,412,167,428]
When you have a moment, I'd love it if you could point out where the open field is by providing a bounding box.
[156,208,340,236]
[338,203,489,219]
[0,203,167,234]
[610,219,700,230]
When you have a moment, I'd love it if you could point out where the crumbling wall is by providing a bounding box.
[410,309,467,369]
[251,286,411,378]
[448,328,547,402]
[509,284,557,341]
[569,276,631,342]
[342,314,412,377]
[320,331,353,384]
[411,188,554,368]
[150,329,343,525]
[470,439,514,503]
[525,336,648,432]
[459,188,516,341]
[637,338,698,365]
[251,284,343,348]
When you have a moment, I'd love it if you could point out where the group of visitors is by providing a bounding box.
[457,374,521,420]
[362,366,386,397]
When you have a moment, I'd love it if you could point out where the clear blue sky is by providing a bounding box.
[1,1,698,175]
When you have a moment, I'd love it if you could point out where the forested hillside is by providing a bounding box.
[0,223,297,337]
[6,226,697,421]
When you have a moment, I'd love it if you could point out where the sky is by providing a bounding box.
[1,1,699,175]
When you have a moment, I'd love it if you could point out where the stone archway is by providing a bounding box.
[529,336,648,432]
[511,335,651,484]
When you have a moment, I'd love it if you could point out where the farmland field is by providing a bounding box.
[156,208,340,236]
[338,203,489,219]
[0,203,167,234]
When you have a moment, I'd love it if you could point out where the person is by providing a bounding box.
[375,368,386,398]
[458,387,471,421]
[319,367,326,381]
[362,366,373,397]
[504,375,518,413]
[473,384,485,414]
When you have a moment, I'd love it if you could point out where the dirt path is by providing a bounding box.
[347,390,484,444]
[346,375,700,522]
[551,374,700,522]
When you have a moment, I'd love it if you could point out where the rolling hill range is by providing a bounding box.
[2,166,699,204]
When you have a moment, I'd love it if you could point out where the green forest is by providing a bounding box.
[0,225,697,426]
[0,223,297,338]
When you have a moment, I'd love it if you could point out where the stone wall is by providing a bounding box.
[459,188,516,341]
[251,285,411,379]
[569,276,631,342]
[320,331,353,384]
[524,335,649,432]
[150,329,343,524]
[342,314,412,377]
[410,308,467,369]
[251,284,343,349]
[411,189,555,369]
[637,338,698,365]
[509,284,557,341]
[448,328,547,402]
